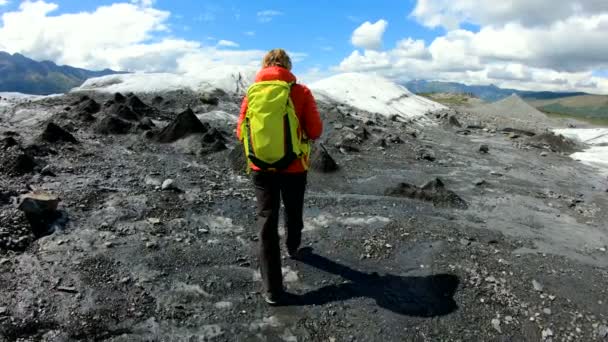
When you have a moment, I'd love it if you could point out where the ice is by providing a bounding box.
[555,128,608,145]
[554,128,608,174]
[310,73,446,119]
[76,65,257,94]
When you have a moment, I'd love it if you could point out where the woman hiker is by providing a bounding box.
[236,49,323,305]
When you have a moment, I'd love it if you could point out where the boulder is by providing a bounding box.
[386,178,468,209]
[18,192,60,217]
[311,144,339,173]
[95,116,134,135]
[448,115,462,127]
[17,192,65,238]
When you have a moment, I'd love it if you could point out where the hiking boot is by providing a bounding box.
[287,247,300,260]
[262,291,283,306]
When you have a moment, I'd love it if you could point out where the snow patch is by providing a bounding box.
[553,128,608,175]
[555,128,608,145]
[310,73,445,119]
[76,65,257,94]
[253,266,299,283]
[303,212,391,232]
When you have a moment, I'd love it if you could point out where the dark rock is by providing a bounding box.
[387,135,404,144]
[137,117,156,131]
[22,144,57,157]
[40,123,78,144]
[376,138,388,148]
[202,128,225,144]
[1,136,19,149]
[311,144,339,173]
[0,147,37,176]
[201,93,219,106]
[114,92,126,103]
[354,126,370,141]
[385,178,468,209]
[18,192,66,239]
[128,95,154,116]
[228,145,248,173]
[152,96,164,105]
[0,189,17,205]
[154,108,210,143]
[467,125,485,129]
[71,95,90,106]
[524,132,580,153]
[501,127,535,137]
[474,179,488,187]
[96,116,134,135]
[448,115,462,127]
[77,99,101,114]
[115,105,140,121]
[479,144,489,153]
[416,148,436,161]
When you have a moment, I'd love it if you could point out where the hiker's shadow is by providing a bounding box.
[289,248,459,317]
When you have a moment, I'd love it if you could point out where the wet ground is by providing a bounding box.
[0,91,607,341]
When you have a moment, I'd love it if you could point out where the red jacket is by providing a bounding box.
[237,66,323,173]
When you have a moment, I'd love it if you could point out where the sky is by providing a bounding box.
[1,0,608,94]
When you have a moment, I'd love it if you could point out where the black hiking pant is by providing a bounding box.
[252,171,307,295]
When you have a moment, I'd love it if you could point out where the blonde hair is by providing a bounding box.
[262,49,292,70]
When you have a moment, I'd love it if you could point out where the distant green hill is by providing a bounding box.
[0,51,124,95]
[528,95,608,125]
[405,80,588,102]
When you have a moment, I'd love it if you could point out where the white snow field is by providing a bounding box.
[310,73,446,120]
[77,70,446,122]
[554,128,608,174]
[76,65,258,94]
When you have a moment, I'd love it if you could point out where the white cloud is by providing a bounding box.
[244,31,255,36]
[411,0,608,29]
[217,39,239,48]
[335,1,608,94]
[0,1,273,73]
[351,19,388,50]
[257,10,283,23]
[0,0,9,6]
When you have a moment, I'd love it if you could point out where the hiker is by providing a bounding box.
[236,49,323,305]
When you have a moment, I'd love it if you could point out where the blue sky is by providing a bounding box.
[1,0,608,93]
[0,0,441,74]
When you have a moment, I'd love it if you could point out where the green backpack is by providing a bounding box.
[241,80,310,170]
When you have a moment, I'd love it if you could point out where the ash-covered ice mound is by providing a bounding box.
[0,146,38,176]
[311,73,445,120]
[469,94,554,130]
[39,123,78,144]
[153,108,210,143]
[385,178,468,209]
[523,132,581,153]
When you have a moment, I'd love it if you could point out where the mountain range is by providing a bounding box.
[0,51,123,95]
[404,80,588,102]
